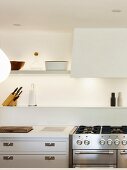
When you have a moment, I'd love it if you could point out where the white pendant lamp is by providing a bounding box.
[0,49,11,83]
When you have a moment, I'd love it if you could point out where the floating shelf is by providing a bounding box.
[1,106,127,108]
[10,70,71,75]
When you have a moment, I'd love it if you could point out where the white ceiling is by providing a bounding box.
[0,0,127,32]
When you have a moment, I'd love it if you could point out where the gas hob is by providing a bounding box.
[75,125,127,134]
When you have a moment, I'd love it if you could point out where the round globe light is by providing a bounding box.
[0,49,11,83]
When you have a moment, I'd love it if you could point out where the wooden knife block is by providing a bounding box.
[8,100,17,106]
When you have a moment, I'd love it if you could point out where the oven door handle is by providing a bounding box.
[75,151,114,155]
[74,165,116,168]
[120,150,127,154]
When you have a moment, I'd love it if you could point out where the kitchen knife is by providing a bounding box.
[14,91,23,101]
[2,87,18,106]
[15,87,23,96]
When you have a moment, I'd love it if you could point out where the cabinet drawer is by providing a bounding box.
[0,140,43,152]
[42,141,67,152]
[0,154,68,168]
[0,155,43,168]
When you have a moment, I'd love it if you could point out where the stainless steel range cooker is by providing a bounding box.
[69,125,127,168]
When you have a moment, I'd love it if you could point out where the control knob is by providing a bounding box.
[122,140,127,145]
[76,140,82,145]
[114,139,120,145]
[84,140,90,145]
[99,139,105,145]
[107,139,113,145]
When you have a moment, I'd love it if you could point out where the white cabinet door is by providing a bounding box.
[0,154,68,168]
[72,28,127,78]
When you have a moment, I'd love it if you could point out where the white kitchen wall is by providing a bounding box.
[0,30,72,69]
[0,30,127,125]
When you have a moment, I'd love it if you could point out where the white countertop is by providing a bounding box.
[0,126,74,138]
[0,169,125,170]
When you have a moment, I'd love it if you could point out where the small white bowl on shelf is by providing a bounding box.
[45,61,68,71]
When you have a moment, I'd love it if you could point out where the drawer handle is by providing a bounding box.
[3,142,13,146]
[3,156,13,160]
[45,143,55,146]
[45,156,55,160]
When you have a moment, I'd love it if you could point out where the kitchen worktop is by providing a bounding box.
[0,126,74,138]
[0,168,127,170]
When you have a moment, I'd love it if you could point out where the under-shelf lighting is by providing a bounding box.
[0,49,11,83]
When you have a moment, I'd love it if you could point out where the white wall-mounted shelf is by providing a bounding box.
[10,70,71,75]
[1,106,127,108]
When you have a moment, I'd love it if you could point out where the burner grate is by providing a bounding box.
[75,126,101,134]
[102,126,127,134]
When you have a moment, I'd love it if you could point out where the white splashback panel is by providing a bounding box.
[1,76,127,107]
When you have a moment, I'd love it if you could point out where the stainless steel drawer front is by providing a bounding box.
[0,140,44,152]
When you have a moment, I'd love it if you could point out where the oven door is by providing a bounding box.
[73,150,116,166]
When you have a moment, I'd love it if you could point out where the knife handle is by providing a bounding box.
[15,87,23,95]
[12,87,18,95]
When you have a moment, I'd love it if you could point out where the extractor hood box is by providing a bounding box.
[71,28,127,78]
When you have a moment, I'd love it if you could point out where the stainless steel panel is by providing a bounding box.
[69,134,73,168]
[118,150,127,168]
[73,134,127,150]
[73,150,116,165]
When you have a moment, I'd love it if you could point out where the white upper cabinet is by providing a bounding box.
[71,28,127,78]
